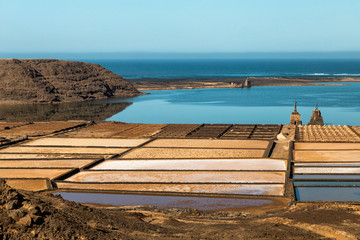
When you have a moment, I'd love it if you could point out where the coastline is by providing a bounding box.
[130,77,360,91]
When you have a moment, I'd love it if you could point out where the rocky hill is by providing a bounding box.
[0,59,141,104]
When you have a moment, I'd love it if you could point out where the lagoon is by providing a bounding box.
[107,82,360,125]
[1,82,359,125]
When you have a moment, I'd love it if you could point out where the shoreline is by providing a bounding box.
[1,77,359,105]
[129,77,360,91]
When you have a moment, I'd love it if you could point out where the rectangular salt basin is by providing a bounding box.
[121,148,265,159]
[0,160,95,168]
[65,171,285,183]
[24,138,149,147]
[295,187,360,201]
[294,163,360,167]
[0,154,107,159]
[0,168,73,179]
[56,192,286,210]
[5,179,49,191]
[294,182,360,186]
[294,167,360,174]
[145,139,269,149]
[55,183,284,196]
[92,159,287,171]
[293,151,360,162]
[293,175,360,180]
[0,147,129,155]
[295,143,360,150]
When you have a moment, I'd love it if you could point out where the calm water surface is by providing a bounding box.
[106,82,360,125]
[55,192,274,210]
[295,187,360,201]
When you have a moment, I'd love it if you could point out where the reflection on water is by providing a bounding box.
[0,101,132,122]
[295,187,360,201]
[55,192,275,211]
[107,82,360,125]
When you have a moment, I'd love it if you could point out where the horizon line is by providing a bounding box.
[2,51,360,60]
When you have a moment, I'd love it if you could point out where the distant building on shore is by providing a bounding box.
[244,78,251,88]
[290,102,302,125]
[308,104,324,125]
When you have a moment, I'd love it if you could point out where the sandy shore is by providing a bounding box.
[130,77,360,91]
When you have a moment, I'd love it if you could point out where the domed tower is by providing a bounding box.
[308,103,324,125]
[290,101,302,125]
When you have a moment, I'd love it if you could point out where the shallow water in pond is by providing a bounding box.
[294,163,360,167]
[295,187,360,201]
[54,192,276,210]
[293,175,360,180]
[294,182,360,186]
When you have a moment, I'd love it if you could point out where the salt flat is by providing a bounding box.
[0,159,95,168]
[92,159,286,171]
[295,142,360,150]
[0,146,129,155]
[0,168,73,179]
[293,150,360,162]
[23,138,149,147]
[145,139,269,149]
[121,148,265,159]
[65,171,285,183]
[55,182,284,196]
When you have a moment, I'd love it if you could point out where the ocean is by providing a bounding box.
[86,58,360,79]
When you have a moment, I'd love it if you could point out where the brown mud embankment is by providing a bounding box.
[130,77,360,90]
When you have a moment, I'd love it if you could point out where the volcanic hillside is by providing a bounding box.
[0,59,141,103]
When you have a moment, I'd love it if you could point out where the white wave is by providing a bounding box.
[306,73,328,76]
[333,73,360,76]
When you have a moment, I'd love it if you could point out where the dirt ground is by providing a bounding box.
[1,180,360,240]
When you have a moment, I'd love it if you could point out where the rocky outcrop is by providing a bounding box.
[0,59,141,103]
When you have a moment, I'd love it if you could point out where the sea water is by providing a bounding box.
[90,59,360,79]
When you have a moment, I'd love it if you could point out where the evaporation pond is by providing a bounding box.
[54,192,277,210]
[24,138,149,147]
[294,167,360,174]
[294,182,360,186]
[295,187,360,201]
[293,175,360,180]
[92,159,286,171]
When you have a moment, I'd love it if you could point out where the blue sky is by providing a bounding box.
[1,0,360,53]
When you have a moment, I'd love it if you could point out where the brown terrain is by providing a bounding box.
[130,76,360,90]
[0,59,141,104]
